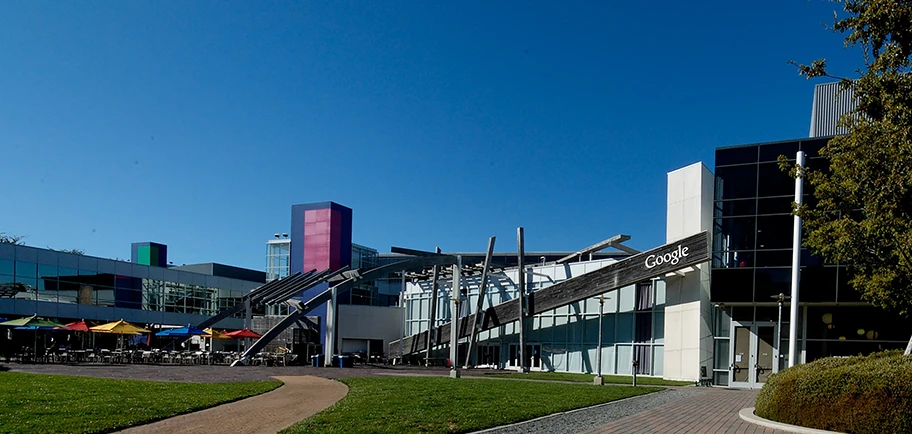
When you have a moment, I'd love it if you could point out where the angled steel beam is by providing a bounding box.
[195,272,309,331]
[260,268,340,305]
[231,255,460,366]
[555,234,632,264]
[391,231,710,355]
[465,237,495,368]
[424,247,442,366]
[390,246,447,257]
[250,271,316,304]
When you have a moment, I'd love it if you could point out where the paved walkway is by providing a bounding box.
[587,388,784,434]
[115,376,348,434]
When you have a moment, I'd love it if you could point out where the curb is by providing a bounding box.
[470,389,668,433]
[738,408,844,434]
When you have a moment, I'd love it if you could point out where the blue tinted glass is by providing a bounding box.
[15,261,36,278]
[0,259,12,275]
[38,264,58,279]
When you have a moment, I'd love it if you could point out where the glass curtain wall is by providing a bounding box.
[1,245,254,318]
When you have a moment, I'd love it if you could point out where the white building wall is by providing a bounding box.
[664,162,714,381]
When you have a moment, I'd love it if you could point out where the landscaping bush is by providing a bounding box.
[755,350,912,433]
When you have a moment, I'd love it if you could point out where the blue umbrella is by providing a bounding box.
[14,326,60,331]
[156,324,206,338]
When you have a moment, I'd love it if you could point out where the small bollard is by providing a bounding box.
[632,359,639,387]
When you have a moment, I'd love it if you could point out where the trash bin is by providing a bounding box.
[336,355,353,368]
[312,354,323,367]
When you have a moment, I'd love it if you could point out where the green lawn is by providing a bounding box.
[283,376,660,434]
[0,372,280,434]
[480,371,693,386]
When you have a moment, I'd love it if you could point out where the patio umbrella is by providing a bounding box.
[155,324,206,338]
[90,319,151,350]
[62,320,89,331]
[0,315,68,328]
[203,328,231,339]
[1,316,69,358]
[225,328,262,339]
[90,319,151,335]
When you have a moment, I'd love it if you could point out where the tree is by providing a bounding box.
[0,233,26,245]
[48,247,86,256]
[783,1,912,352]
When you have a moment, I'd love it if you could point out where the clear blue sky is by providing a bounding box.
[0,1,859,270]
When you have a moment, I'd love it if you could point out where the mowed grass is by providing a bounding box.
[283,376,660,434]
[482,371,693,386]
[0,372,280,434]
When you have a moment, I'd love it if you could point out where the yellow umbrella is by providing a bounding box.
[203,328,231,339]
[89,319,151,335]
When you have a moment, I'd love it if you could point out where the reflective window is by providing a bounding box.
[757,197,794,215]
[713,217,756,252]
[715,199,756,217]
[757,215,794,249]
[715,165,758,200]
[754,268,791,302]
[757,163,795,197]
[759,141,800,162]
[711,269,754,302]
[755,250,792,267]
[800,138,829,158]
[0,259,12,275]
[716,146,758,166]
[15,261,36,278]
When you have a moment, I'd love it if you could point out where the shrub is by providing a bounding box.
[755,350,912,433]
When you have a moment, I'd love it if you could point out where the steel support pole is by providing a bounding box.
[400,270,407,365]
[450,256,462,378]
[788,151,805,368]
[466,236,496,368]
[517,227,527,373]
[594,295,605,385]
[425,247,441,366]
[324,285,337,367]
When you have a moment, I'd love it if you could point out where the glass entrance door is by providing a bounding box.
[730,323,777,389]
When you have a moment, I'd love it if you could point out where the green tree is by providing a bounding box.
[784,1,912,351]
[0,232,26,245]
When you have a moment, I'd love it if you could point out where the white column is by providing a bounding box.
[788,151,806,368]
[450,256,462,378]
[324,286,337,366]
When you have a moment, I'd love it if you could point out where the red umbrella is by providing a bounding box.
[61,320,89,331]
[225,328,262,339]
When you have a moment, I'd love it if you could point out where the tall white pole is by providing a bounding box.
[400,271,406,364]
[788,151,805,368]
[450,256,462,378]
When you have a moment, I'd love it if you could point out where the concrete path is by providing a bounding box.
[115,376,348,434]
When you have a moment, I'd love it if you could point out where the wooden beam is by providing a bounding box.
[391,231,710,354]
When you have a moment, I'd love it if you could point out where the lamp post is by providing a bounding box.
[594,294,605,385]
[771,293,791,368]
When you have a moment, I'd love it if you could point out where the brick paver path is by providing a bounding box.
[588,388,784,434]
[115,376,347,434]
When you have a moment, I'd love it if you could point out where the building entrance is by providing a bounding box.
[730,322,777,389]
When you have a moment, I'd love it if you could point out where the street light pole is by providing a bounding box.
[594,294,605,385]
[772,292,790,369]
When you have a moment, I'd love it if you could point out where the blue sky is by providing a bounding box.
[0,1,859,270]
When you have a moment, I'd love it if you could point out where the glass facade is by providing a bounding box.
[266,239,291,282]
[0,244,257,319]
[711,138,907,385]
[404,259,665,376]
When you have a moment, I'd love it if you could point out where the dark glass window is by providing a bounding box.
[800,138,830,158]
[711,269,754,302]
[801,249,824,267]
[754,268,792,302]
[805,306,907,342]
[757,163,795,197]
[759,141,800,162]
[0,259,12,275]
[755,306,780,322]
[713,251,754,268]
[715,199,756,217]
[715,165,758,200]
[716,146,758,166]
[837,267,863,302]
[800,267,838,302]
[756,250,792,267]
[757,197,794,215]
[756,215,794,249]
[713,217,756,252]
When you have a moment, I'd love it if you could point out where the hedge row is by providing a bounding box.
[755,350,912,433]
